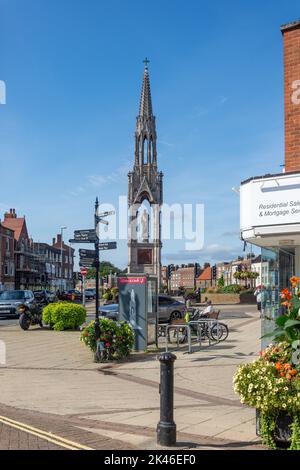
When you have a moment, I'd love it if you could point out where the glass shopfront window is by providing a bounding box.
[261,247,295,348]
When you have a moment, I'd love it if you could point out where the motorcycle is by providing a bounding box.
[18,301,44,331]
[184,289,201,304]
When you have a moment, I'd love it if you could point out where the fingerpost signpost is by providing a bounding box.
[70,198,116,359]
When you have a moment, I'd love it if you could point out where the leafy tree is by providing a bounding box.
[217,274,225,289]
[86,261,123,279]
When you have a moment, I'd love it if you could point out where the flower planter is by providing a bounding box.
[256,409,293,447]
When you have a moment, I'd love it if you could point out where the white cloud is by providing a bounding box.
[87,175,107,187]
[164,243,242,264]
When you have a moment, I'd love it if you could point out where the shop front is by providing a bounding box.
[240,171,300,345]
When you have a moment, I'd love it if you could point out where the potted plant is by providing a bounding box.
[233,276,300,450]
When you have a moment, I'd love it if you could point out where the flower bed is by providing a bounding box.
[233,276,300,450]
[81,318,134,362]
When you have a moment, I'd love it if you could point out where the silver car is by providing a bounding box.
[158,295,185,322]
[99,295,185,323]
[0,290,36,318]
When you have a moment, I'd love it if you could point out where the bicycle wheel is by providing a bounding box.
[168,327,188,344]
[196,322,209,339]
[209,322,229,342]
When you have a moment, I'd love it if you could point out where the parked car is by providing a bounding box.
[61,290,82,301]
[84,288,96,300]
[99,303,119,320]
[98,295,185,323]
[33,290,56,304]
[0,290,36,318]
[158,295,185,322]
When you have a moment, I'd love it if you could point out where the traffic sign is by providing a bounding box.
[80,267,88,276]
[79,249,96,258]
[99,242,117,251]
[80,257,95,265]
[98,210,115,218]
[74,229,98,242]
[79,261,94,268]
[69,239,93,244]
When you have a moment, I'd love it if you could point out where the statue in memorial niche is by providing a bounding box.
[129,289,137,328]
[129,288,142,330]
[141,208,149,242]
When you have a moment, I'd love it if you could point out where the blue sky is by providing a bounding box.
[0,0,299,269]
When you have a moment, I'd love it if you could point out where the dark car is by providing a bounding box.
[98,295,185,323]
[0,290,36,318]
[33,290,56,304]
[61,290,82,301]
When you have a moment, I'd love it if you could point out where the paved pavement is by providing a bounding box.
[0,304,265,450]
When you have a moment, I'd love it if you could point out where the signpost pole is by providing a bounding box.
[94,198,100,351]
[82,274,86,308]
[70,200,116,362]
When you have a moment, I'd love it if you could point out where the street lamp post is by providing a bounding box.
[60,226,67,293]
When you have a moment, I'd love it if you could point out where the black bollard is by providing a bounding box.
[157,352,177,447]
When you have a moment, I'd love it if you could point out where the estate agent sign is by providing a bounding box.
[240,173,300,231]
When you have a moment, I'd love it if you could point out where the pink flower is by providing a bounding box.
[105,342,111,347]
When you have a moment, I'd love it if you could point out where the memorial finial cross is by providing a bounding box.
[143,57,150,69]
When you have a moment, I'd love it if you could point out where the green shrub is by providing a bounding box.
[42,302,87,331]
[221,284,243,294]
[111,287,119,302]
[81,318,135,361]
[217,275,225,289]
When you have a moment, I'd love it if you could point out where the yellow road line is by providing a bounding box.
[0,415,93,450]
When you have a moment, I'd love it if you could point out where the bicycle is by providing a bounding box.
[187,308,229,342]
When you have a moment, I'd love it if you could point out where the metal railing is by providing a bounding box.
[160,318,221,354]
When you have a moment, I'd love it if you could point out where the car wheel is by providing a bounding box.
[169,311,182,322]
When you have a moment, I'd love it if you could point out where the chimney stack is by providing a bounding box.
[4,208,17,219]
[281,20,300,172]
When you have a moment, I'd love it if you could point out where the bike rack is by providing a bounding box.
[165,324,192,354]
[161,319,221,354]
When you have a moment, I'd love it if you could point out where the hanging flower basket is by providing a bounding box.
[81,318,135,362]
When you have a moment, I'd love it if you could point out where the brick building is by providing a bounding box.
[196,266,214,289]
[168,264,199,293]
[52,234,74,291]
[2,209,39,289]
[161,266,168,289]
[216,262,231,286]
[33,242,62,291]
[240,21,300,321]
[0,222,15,291]
[282,21,300,172]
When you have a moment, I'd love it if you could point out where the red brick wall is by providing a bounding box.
[0,224,15,288]
[282,22,300,172]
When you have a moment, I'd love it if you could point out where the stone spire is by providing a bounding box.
[128,60,163,288]
[134,59,157,168]
[139,58,153,117]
